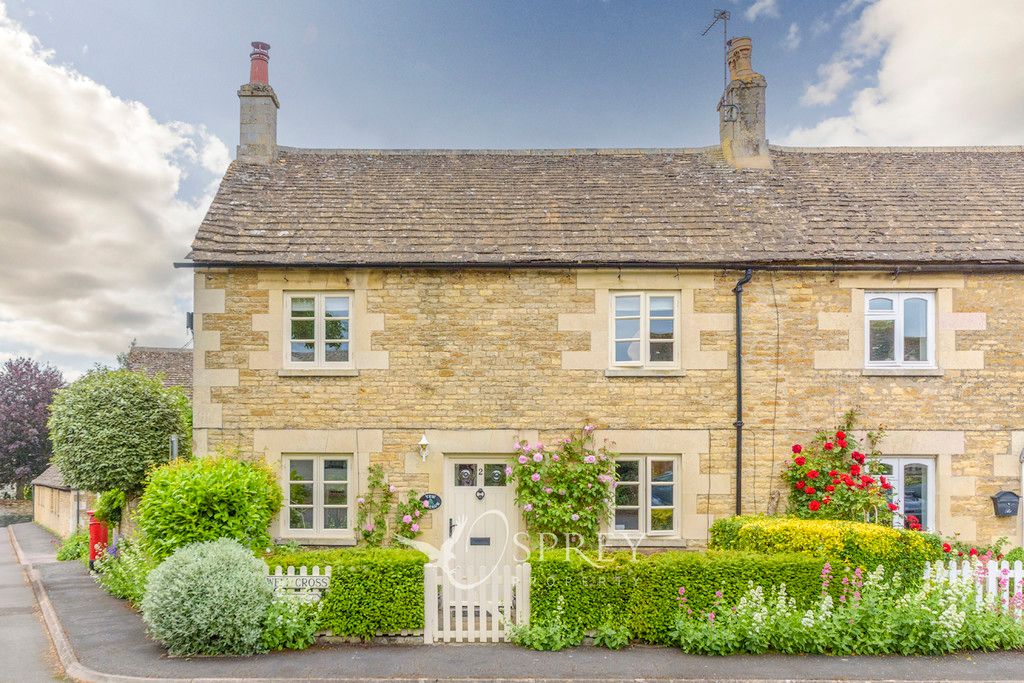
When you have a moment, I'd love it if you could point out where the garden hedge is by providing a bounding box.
[709,515,943,581]
[530,549,828,644]
[265,547,428,640]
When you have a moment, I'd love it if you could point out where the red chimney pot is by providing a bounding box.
[249,41,270,85]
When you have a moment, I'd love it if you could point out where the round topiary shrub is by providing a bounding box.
[136,456,282,561]
[48,369,190,493]
[142,538,272,656]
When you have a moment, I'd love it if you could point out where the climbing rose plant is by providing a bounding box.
[782,411,895,525]
[509,425,617,547]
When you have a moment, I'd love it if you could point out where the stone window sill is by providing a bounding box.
[278,368,359,377]
[603,536,688,549]
[273,535,357,547]
[604,368,685,378]
[861,367,944,377]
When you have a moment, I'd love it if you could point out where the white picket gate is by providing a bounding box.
[265,565,332,602]
[423,563,530,643]
[924,559,1024,613]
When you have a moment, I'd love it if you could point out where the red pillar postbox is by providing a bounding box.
[87,510,108,570]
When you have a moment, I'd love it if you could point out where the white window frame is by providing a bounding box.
[610,455,680,538]
[609,291,680,370]
[283,292,354,369]
[281,454,353,538]
[875,457,936,532]
[864,291,936,369]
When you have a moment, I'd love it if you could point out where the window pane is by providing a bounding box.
[650,508,674,531]
[868,297,894,311]
[325,297,349,318]
[649,318,674,340]
[650,297,674,317]
[455,463,477,487]
[324,483,348,505]
[614,509,639,531]
[325,342,349,363]
[614,318,641,340]
[289,483,313,505]
[614,295,641,316]
[616,460,640,482]
[869,319,895,362]
[290,320,314,340]
[324,507,348,529]
[649,342,673,363]
[289,507,313,529]
[290,297,315,317]
[615,483,639,507]
[324,459,348,481]
[651,484,674,507]
[325,319,349,340]
[289,460,313,481]
[903,298,928,362]
[615,341,640,363]
[651,461,674,482]
[484,464,507,487]
[291,341,315,363]
[904,464,929,529]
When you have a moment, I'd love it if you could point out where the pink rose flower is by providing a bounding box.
[518,455,529,464]
[544,487,553,494]
[410,523,419,532]
[552,454,560,462]
[422,500,429,508]
[523,503,533,512]
[533,453,543,463]
[356,497,365,504]
[571,513,580,521]
[414,510,421,517]
[389,484,397,493]
[402,514,413,523]
[531,472,541,482]
[505,465,513,475]
[584,455,596,464]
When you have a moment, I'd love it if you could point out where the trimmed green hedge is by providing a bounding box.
[530,550,828,644]
[709,515,943,582]
[265,547,427,640]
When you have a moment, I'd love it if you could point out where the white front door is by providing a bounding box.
[445,457,520,577]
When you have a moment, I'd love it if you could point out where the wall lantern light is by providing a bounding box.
[418,434,430,462]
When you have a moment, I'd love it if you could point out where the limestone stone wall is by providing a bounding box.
[194,267,1024,548]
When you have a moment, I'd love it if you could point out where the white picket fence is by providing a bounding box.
[265,565,332,602]
[423,563,530,643]
[924,559,1024,611]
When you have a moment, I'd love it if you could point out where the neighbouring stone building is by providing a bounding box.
[185,39,1024,562]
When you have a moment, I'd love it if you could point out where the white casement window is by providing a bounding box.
[284,293,352,368]
[874,457,936,531]
[612,456,679,536]
[610,292,679,369]
[864,292,936,368]
[283,455,352,536]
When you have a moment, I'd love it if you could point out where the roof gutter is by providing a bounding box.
[175,260,1024,273]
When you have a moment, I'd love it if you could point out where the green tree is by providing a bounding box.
[48,369,190,493]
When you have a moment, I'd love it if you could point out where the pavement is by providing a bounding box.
[10,521,1024,682]
[1,523,65,681]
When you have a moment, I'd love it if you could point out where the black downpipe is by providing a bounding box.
[732,269,754,516]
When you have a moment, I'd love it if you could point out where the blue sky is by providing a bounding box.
[1,0,1022,377]
[7,0,856,155]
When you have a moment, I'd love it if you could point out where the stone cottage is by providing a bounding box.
[184,39,1024,565]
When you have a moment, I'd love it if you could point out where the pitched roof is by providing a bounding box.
[188,145,1024,268]
[125,346,192,397]
[32,464,68,490]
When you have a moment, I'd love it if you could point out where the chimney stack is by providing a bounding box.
[237,41,278,164]
[718,37,770,169]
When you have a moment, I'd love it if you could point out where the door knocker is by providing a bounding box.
[475,487,485,501]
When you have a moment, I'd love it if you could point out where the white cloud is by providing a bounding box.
[782,22,801,51]
[800,59,858,105]
[784,0,1024,145]
[0,3,228,372]
[745,0,779,21]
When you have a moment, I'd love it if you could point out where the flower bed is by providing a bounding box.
[529,549,828,644]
